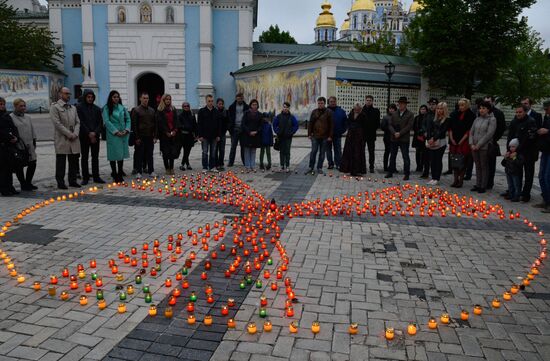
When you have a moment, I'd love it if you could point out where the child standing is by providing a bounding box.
[502,138,524,202]
[260,115,273,171]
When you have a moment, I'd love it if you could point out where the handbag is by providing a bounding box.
[450,153,465,169]
[6,138,29,168]
[273,136,281,151]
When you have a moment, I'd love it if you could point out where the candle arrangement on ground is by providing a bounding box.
[0,171,546,342]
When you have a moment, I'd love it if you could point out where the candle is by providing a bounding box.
[201,272,208,280]
[204,315,213,326]
[286,306,294,317]
[60,291,69,301]
[221,305,229,316]
[17,275,25,284]
[115,273,124,282]
[70,281,78,290]
[311,321,320,334]
[79,296,88,306]
[62,268,69,277]
[33,281,41,291]
[98,299,106,310]
[118,303,126,313]
[473,305,482,315]
[440,313,450,324]
[259,308,267,318]
[247,322,257,334]
[227,318,236,328]
[461,310,469,321]
[96,289,104,300]
[428,317,437,329]
[349,323,359,335]
[164,307,173,318]
[271,282,278,291]
[78,270,86,279]
[50,275,58,285]
[165,278,172,287]
[510,284,519,294]
[90,259,97,268]
[95,278,103,288]
[385,327,395,340]
[407,323,417,335]
[255,279,263,288]
[289,321,298,333]
[48,286,56,296]
[182,279,189,289]
[228,298,235,307]
[119,292,127,301]
[149,305,157,316]
[491,298,501,308]
[144,293,152,303]
[91,272,97,280]
[127,285,134,295]
[503,291,512,301]
[263,320,272,332]
[187,314,196,324]
[189,292,197,302]
[142,284,150,293]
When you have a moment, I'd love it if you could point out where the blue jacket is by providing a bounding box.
[261,121,274,146]
[328,106,348,136]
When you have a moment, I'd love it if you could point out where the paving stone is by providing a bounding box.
[178,348,214,360]
[7,346,48,360]
[236,342,273,355]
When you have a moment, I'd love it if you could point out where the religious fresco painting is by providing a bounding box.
[236,68,321,119]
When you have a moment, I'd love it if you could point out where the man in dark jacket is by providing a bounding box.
[362,95,381,173]
[326,96,347,170]
[131,92,157,177]
[227,93,249,167]
[76,89,105,185]
[535,101,550,212]
[386,96,414,180]
[0,97,20,196]
[198,95,221,172]
[305,97,333,175]
[506,105,539,202]
[521,97,543,127]
[215,98,231,170]
[484,95,506,189]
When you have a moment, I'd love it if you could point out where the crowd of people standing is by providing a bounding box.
[1,88,550,213]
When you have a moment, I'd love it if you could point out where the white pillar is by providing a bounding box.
[81,3,98,94]
[197,1,214,105]
[238,4,253,68]
[49,1,63,70]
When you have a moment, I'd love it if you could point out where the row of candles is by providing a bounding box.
[1,172,546,340]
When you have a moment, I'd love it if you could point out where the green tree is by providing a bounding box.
[406,0,534,99]
[353,31,410,56]
[483,30,550,106]
[0,0,62,72]
[259,25,297,44]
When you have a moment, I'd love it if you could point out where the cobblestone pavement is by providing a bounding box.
[0,138,549,361]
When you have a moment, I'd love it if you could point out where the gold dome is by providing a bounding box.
[409,0,424,13]
[316,1,336,28]
[341,18,350,31]
[351,0,376,12]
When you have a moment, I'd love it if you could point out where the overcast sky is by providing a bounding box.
[36,0,549,46]
[252,0,550,46]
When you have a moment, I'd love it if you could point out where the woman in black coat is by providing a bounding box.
[0,98,20,196]
[340,103,367,176]
[241,99,262,171]
[178,102,197,171]
[412,105,429,177]
[156,94,181,175]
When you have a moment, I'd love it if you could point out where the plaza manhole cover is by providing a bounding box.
[4,224,62,245]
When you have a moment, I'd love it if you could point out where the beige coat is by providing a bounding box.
[10,113,37,161]
[50,99,81,154]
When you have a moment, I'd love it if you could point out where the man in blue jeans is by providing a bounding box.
[326,96,347,170]
[305,97,333,175]
[386,97,414,180]
[197,95,221,172]
[535,100,550,213]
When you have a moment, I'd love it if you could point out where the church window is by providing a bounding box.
[324,29,328,41]
[74,85,82,99]
[72,54,81,68]
[140,3,152,23]
[352,15,357,29]
[117,6,126,24]
[166,6,174,24]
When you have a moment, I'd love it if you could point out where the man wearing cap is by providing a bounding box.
[535,100,550,212]
[386,96,414,180]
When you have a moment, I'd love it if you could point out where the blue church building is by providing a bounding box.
[48,0,257,108]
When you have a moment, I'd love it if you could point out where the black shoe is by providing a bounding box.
[58,184,68,190]
[521,196,531,203]
[1,191,13,196]
[403,175,409,181]
[385,173,393,178]
[266,165,271,171]
[186,165,193,170]
[443,170,452,175]
[179,165,186,171]
[511,198,520,202]
[304,168,314,175]
[21,184,33,191]
[131,169,138,175]
[121,171,127,176]
[93,177,106,184]
[260,164,265,170]
[69,182,81,188]
[463,176,472,181]
[471,186,479,192]
[9,188,20,195]
[500,191,509,197]
[420,174,429,179]
[81,178,89,186]
[328,165,334,170]
[477,188,486,194]
[28,184,38,190]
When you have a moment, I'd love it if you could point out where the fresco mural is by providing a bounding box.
[0,71,64,112]
[236,68,321,120]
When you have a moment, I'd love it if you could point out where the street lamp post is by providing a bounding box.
[384,61,395,108]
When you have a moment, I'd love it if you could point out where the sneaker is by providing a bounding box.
[210,168,219,173]
[304,168,314,175]
[427,180,435,185]
[285,168,290,173]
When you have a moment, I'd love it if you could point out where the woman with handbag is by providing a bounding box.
[0,97,21,196]
[470,101,497,193]
[102,90,131,183]
[10,99,37,191]
[448,98,475,188]
[425,102,450,186]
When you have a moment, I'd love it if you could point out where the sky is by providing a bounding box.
[36,0,549,46]
[253,0,550,46]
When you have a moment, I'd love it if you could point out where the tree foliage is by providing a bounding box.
[353,31,409,56]
[406,0,535,99]
[259,25,297,44]
[482,29,550,106]
[0,0,62,72]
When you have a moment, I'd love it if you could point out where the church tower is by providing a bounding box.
[314,1,337,43]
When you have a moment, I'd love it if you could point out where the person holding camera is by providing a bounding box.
[505,105,539,202]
